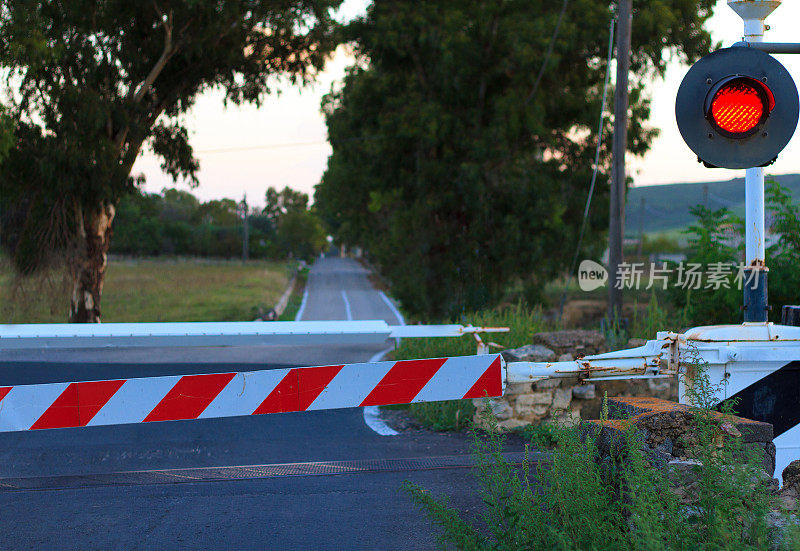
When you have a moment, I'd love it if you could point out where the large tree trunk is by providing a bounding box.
[69,202,115,323]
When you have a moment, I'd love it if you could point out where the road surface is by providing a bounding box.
[0,256,526,550]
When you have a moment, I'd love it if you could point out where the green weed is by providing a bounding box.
[404,351,800,550]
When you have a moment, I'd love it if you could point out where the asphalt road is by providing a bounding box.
[0,256,527,550]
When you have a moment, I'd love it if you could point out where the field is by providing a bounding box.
[1,257,292,323]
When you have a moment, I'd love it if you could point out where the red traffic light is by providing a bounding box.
[676,46,798,169]
[706,77,775,137]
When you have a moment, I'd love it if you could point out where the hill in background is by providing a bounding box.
[625,173,800,238]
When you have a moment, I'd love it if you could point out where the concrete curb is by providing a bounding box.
[274,272,299,317]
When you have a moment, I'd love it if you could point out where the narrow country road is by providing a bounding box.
[0,256,525,550]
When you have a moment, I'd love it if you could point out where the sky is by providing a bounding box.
[131,0,800,208]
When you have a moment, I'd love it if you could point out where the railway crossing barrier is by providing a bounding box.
[1,0,800,485]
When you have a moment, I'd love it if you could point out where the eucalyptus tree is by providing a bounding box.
[0,0,341,321]
[315,0,715,317]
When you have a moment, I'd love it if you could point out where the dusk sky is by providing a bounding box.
[131,0,800,208]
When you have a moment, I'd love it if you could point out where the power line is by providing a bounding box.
[525,0,569,106]
[196,140,329,154]
[139,139,330,158]
[558,15,615,320]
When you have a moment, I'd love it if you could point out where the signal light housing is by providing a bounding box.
[676,46,798,169]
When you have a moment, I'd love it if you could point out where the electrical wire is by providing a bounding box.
[558,15,616,320]
[525,0,570,106]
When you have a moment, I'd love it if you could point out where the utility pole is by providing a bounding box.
[608,0,632,320]
[241,194,249,263]
[636,197,645,259]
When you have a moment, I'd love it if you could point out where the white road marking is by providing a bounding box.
[362,347,399,436]
[341,290,353,321]
[379,291,405,325]
[294,287,309,321]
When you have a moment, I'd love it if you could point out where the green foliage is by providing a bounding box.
[316,0,715,318]
[0,0,340,274]
[522,422,565,449]
[666,180,800,325]
[664,204,741,325]
[277,209,328,261]
[106,187,327,261]
[765,179,800,319]
[404,355,800,550]
[627,292,691,342]
[394,304,548,431]
[264,186,310,225]
[406,400,476,432]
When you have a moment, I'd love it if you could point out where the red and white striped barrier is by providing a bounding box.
[0,354,504,432]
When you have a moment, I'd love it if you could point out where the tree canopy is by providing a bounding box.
[315,0,715,318]
[0,0,341,321]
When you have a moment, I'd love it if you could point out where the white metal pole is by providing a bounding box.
[745,166,765,266]
[728,0,781,322]
[743,4,766,269]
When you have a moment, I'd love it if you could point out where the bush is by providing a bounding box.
[403,353,800,550]
[667,179,800,326]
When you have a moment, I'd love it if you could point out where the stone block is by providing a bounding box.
[532,405,549,417]
[552,387,572,410]
[527,391,554,406]
[533,330,606,355]
[572,384,596,400]
[504,383,534,396]
[647,378,673,393]
[557,353,574,362]
[782,460,800,494]
[501,344,556,362]
[516,392,553,417]
[534,378,561,390]
[487,399,512,421]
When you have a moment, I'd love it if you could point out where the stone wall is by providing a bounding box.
[475,330,678,431]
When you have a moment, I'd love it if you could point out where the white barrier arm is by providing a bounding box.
[0,320,509,350]
[506,338,673,383]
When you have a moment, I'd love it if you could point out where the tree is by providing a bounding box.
[0,1,341,321]
[315,0,714,318]
[197,199,240,227]
[264,186,309,224]
[277,209,327,261]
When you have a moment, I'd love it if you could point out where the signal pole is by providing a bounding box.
[608,0,632,320]
[729,0,781,322]
[241,194,250,263]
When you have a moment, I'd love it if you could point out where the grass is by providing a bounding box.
[1,257,292,323]
[278,267,309,321]
[394,303,549,361]
[392,304,551,431]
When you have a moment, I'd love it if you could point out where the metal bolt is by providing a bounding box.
[708,133,714,139]
[763,132,768,137]
[706,78,713,85]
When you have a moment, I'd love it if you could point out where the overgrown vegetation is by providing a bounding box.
[666,179,800,325]
[403,352,800,550]
[392,304,549,431]
[278,267,310,322]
